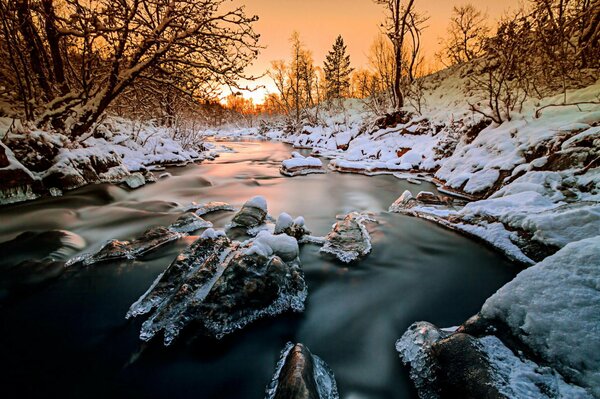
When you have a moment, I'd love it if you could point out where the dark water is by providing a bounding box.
[0,141,517,399]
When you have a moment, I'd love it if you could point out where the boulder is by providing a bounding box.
[230,196,268,228]
[415,191,448,205]
[389,190,416,212]
[274,213,310,240]
[127,233,307,344]
[42,152,129,191]
[123,172,146,189]
[168,213,213,233]
[67,226,181,266]
[183,201,235,216]
[266,343,339,399]
[320,212,374,263]
[280,152,325,177]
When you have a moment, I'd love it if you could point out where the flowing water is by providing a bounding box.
[0,141,518,399]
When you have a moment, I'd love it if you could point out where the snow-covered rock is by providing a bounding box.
[183,201,235,215]
[481,236,600,396]
[265,342,339,399]
[397,320,593,399]
[127,233,307,344]
[280,152,325,177]
[244,231,299,262]
[397,237,599,398]
[229,196,268,229]
[320,212,375,263]
[274,212,311,240]
[0,142,40,204]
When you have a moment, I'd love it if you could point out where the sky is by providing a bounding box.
[235,0,522,103]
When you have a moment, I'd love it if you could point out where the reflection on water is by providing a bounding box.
[0,141,517,399]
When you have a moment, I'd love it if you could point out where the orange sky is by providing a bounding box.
[236,0,522,103]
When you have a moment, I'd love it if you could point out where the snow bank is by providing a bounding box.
[82,117,210,171]
[482,236,600,396]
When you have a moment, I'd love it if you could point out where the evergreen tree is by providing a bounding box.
[323,35,354,99]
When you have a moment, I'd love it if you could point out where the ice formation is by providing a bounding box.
[127,232,307,344]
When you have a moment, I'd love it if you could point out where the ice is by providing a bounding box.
[396,321,447,399]
[320,212,375,263]
[481,236,600,396]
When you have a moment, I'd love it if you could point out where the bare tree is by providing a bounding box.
[469,14,530,124]
[374,0,416,110]
[439,4,489,66]
[0,0,260,139]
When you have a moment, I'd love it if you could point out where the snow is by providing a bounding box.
[281,154,323,169]
[245,195,268,211]
[200,228,226,239]
[244,231,299,262]
[482,236,600,396]
[274,212,293,234]
[480,336,593,399]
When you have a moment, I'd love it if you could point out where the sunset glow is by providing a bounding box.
[239,0,522,103]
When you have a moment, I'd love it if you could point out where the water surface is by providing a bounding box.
[0,141,517,399]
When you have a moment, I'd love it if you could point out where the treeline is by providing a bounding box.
[0,0,598,139]
[267,0,599,126]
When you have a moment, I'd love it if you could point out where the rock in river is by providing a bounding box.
[280,152,326,177]
[67,226,181,266]
[127,231,307,344]
[168,212,213,233]
[183,201,235,216]
[274,212,311,240]
[230,196,268,229]
[266,342,339,399]
[320,212,375,263]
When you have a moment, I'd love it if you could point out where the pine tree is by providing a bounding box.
[323,35,354,99]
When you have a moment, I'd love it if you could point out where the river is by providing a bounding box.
[0,140,518,399]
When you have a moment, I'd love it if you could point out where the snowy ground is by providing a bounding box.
[0,117,224,204]
[212,66,600,265]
